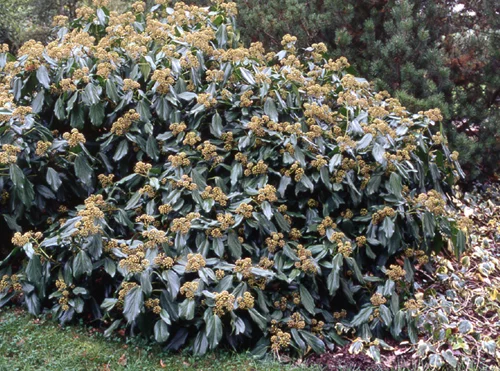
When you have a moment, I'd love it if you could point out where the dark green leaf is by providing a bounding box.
[123,286,143,323]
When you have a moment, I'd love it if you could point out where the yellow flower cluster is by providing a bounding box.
[185,253,206,272]
[119,249,149,273]
[265,232,285,253]
[244,160,268,176]
[139,185,156,198]
[237,292,255,310]
[295,244,317,274]
[11,231,41,247]
[98,173,115,187]
[311,155,328,169]
[338,241,353,258]
[170,217,191,235]
[234,258,253,278]
[169,122,187,135]
[287,312,306,329]
[386,264,406,281]
[240,90,253,107]
[74,196,105,236]
[201,186,228,206]
[282,162,304,181]
[270,330,291,353]
[371,207,396,224]
[62,129,86,148]
[197,140,222,163]
[56,279,71,311]
[145,298,161,314]
[213,290,235,316]
[183,132,201,146]
[317,216,336,236]
[153,253,174,270]
[168,152,190,167]
[216,213,235,230]
[247,115,269,137]
[422,108,443,122]
[197,93,217,108]
[415,190,446,215]
[404,249,429,265]
[355,236,367,247]
[135,214,155,226]
[333,309,347,319]
[158,204,172,215]
[256,184,277,203]
[110,109,141,136]
[341,209,354,219]
[289,228,302,241]
[370,293,387,306]
[180,281,199,299]
[118,282,138,303]
[259,257,274,269]
[123,79,141,91]
[172,175,197,191]
[0,144,21,165]
[134,161,152,176]
[142,228,168,247]
[152,68,175,94]
[235,203,253,218]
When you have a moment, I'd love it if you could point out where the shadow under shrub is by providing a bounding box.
[0,0,466,360]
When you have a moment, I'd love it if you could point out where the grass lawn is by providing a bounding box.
[0,308,489,371]
[0,308,318,371]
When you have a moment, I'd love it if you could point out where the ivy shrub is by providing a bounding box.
[0,0,466,358]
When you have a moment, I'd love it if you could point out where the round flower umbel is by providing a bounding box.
[213,290,235,316]
[185,253,206,272]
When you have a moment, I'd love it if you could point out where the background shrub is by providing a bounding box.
[0,1,466,357]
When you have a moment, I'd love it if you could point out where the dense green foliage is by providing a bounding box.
[2,1,498,179]
[0,0,466,359]
[230,0,500,180]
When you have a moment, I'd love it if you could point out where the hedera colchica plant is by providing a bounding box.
[0,0,467,359]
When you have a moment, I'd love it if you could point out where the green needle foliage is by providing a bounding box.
[0,0,466,360]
